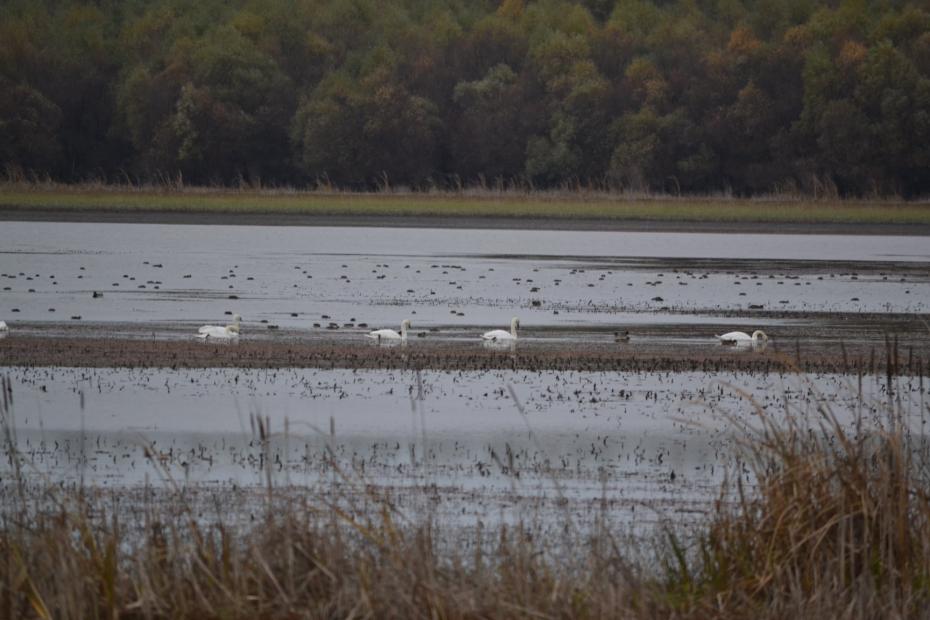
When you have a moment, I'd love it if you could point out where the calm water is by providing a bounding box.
[1,223,928,337]
[5,364,924,532]
[2,222,929,532]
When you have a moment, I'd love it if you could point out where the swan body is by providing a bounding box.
[368,319,411,341]
[197,314,240,339]
[483,317,519,341]
[716,330,767,344]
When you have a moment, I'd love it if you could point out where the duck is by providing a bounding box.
[614,330,630,343]
[483,317,519,341]
[367,319,411,341]
[197,314,241,339]
[716,330,767,345]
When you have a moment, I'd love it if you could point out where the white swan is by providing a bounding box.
[483,317,519,341]
[716,330,767,345]
[0,320,7,331]
[197,314,241,339]
[368,319,411,341]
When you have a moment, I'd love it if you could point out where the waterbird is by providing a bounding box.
[0,320,7,331]
[368,319,411,342]
[197,314,241,339]
[483,317,519,341]
[716,330,768,345]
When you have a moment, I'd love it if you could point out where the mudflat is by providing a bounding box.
[2,207,930,235]
[0,333,913,376]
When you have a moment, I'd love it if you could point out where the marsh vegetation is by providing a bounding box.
[3,185,930,226]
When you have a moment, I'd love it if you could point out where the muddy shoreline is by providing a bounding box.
[1,334,923,376]
[3,208,930,235]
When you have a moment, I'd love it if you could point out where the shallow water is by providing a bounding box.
[4,364,927,533]
[2,222,929,534]
[1,223,928,340]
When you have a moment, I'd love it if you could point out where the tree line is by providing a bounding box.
[1,0,929,196]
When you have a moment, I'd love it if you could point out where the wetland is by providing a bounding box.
[2,220,928,529]
[2,217,930,617]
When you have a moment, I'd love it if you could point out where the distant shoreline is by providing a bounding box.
[3,208,930,235]
[2,186,930,234]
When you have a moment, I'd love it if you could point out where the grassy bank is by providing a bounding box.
[2,184,930,225]
[2,373,930,618]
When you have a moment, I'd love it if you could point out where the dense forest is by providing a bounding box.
[1,0,929,196]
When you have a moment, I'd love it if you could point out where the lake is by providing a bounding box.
[1,221,928,536]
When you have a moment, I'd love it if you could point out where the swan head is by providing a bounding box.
[511,317,520,328]
[225,315,242,333]
[401,319,412,329]
[752,330,768,341]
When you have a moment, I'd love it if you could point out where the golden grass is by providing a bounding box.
[1,369,929,618]
[2,183,930,225]
[662,373,930,617]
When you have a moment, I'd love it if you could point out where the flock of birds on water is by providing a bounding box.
[5,245,928,352]
[189,312,768,348]
[5,361,922,540]
[0,251,829,349]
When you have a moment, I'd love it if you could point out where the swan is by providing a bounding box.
[197,314,241,339]
[716,330,767,345]
[483,317,519,341]
[368,319,411,341]
[0,320,7,331]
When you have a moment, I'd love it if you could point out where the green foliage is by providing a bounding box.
[0,0,928,195]
[452,64,530,180]
[0,78,62,174]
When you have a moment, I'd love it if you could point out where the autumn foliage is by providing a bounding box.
[1,0,929,196]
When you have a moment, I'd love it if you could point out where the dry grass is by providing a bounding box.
[662,370,930,618]
[2,368,930,618]
[1,181,930,225]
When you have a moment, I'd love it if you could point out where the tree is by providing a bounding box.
[525,30,611,184]
[161,25,294,183]
[0,78,62,175]
[451,63,530,181]
[291,53,442,188]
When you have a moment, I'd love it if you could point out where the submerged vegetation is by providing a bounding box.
[1,0,930,197]
[2,369,930,618]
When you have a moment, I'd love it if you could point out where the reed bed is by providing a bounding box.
[2,369,929,619]
[2,182,929,225]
